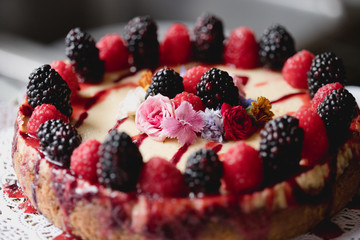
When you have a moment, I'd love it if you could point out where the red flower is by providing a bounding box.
[221,103,254,141]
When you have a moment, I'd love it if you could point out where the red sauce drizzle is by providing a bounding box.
[18,199,37,214]
[19,132,41,155]
[255,81,268,87]
[270,92,307,105]
[312,219,344,239]
[204,142,223,153]
[113,70,138,83]
[170,144,189,165]
[3,181,26,198]
[132,133,148,147]
[236,75,249,86]
[109,117,128,133]
[74,112,88,128]
[53,232,80,240]
[19,103,33,117]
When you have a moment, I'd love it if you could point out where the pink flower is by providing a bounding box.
[161,101,204,145]
[135,94,175,141]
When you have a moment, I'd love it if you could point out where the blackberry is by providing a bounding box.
[124,16,159,70]
[37,119,82,168]
[65,27,105,83]
[258,24,295,70]
[259,115,304,184]
[145,68,184,99]
[307,52,346,98]
[317,88,356,147]
[184,149,223,195]
[193,13,225,62]
[97,130,143,192]
[196,68,239,109]
[27,64,72,117]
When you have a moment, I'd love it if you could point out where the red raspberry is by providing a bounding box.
[294,108,329,166]
[224,27,258,69]
[172,92,205,112]
[138,157,185,197]
[282,50,315,89]
[51,60,80,101]
[96,34,129,72]
[70,139,101,183]
[310,82,344,111]
[222,142,263,194]
[27,104,69,136]
[160,23,191,65]
[182,66,210,94]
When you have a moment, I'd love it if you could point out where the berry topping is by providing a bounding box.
[316,88,356,147]
[124,16,159,70]
[26,64,72,117]
[160,23,191,65]
[196,68,239,109]
[50,60,79,101]
[145,68,184,99]
[138,157,185,197]
[259,24,295,70]
[294,108,328,166]
[65,27,105,83]
[311,82,344,111]
[97,130,143,192]
[223,142,263,194]
[224,26,258,69]
[37,119,82,168]
[184,149,223,195]
[282,50,315,89]
[307,52,346,98]
[96,34,129,72]
[27,104,69,136]
[182,65,210,94]
[259,115,304,183]
[70,139,101,183]
[172,92,205,112]
[193,13,225,63]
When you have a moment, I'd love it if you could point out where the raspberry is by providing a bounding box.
[37,119,82,168]
[50,60,79,101]
[97,130,143,192]
[160,23,191,65]
[310,82,344,111]
[307,52,346,98]
[193,13,225,63]
[224,27,258,69]
[282,50,315,89]
[259,24,295,70]
[222,142,263,194]
[259,115,304,184]
[138,157,185,197]
[27,64,72,117]
[70,139,101,183]
[65,27,105,83]
[96,34,129,72]
[294,108,328,166]
[124,16,159,70]
[172,92,205,112]
[182,66,210,94]
[196,68,239,109]
[27,104,69,137]
[145,68,184,99]
[184,149,223,195]
[316,88,356,147]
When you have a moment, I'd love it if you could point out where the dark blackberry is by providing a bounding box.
[193,13,225,63]
[124,16,159,70]
[259,115,304,184]
[307,52,346,98]
[37,119,82,168]
[196,68,239,109]
[97,130,143,192]
[27,64,72,117]
[258,24,295,70]
[145,68,184,99]
[317,88,356,147]
[65,27,105,83]
[184,149,223,195]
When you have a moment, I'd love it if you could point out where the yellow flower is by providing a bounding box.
[250,96,274,124]
[138,70,153,91]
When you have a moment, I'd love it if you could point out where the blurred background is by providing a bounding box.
[0,0,360,102]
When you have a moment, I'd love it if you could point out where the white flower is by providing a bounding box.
[117,87,146,119]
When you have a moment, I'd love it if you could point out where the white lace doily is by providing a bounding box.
[1,102,360,240]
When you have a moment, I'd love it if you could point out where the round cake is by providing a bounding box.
[12,14,360,240]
